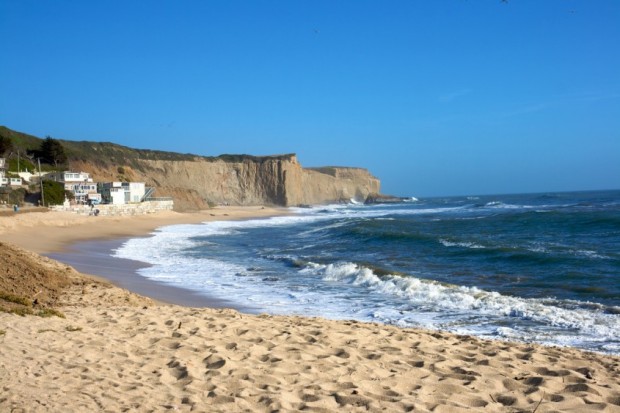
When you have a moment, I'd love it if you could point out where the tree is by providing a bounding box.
[0,135,13,156]
[41,180,69,206]
[40,136,67,167]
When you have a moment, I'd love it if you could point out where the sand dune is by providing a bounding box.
[1,209,619,412]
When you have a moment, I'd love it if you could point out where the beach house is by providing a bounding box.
[46,171,101,204]
[98,181,147,205]
[0,158,5,187]
[0,158,23,187]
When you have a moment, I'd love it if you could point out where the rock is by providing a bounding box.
[364,193,405,205]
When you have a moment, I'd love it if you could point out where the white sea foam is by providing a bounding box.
[484,201,532,209]
[439,239,486,249]
[525,243,610,260]
[574,249,609,260]
[296,261,620,349]
[113,203,620,353]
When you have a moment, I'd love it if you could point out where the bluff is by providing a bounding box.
[70,155,380,210]
[1,127,381,211]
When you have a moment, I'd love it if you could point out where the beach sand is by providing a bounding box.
[1,208,620,412]
[0,206,287,254]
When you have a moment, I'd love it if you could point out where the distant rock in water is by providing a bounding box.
[364,193,406,205]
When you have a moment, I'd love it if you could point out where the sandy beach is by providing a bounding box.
[1,208,620,412]
[0,206,288,254]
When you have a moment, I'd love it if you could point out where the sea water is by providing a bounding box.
[114,190,620,354]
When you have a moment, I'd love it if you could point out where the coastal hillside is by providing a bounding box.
[0,126,381,210]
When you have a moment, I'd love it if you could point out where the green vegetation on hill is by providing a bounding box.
[216,153,296,163]
[0,126,42,152]
[42,180,72,206]
[0,126,296,169]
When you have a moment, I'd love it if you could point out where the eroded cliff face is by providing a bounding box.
[70,155,380,211]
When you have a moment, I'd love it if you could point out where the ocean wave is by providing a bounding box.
[483,201,532,209]
[572,249,610,260]
[524,242,611,260]
[439,239,486,249]
[111,196,620,354]
[297,261,620,350]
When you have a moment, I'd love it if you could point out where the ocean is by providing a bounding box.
[114,190,620,354]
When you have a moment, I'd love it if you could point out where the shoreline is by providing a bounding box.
[0,206,289,309]
[2,207,620,411]
[0,206,290,254]
[47,237,259,311]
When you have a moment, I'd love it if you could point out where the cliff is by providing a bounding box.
[70,155,380,211]
[1,126,381,211]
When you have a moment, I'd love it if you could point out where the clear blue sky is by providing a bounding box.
[1,1,618,197]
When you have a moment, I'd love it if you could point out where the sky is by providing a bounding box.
[1,1,619,197]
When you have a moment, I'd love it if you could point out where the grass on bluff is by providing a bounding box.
[0,291,31,306]
[0,292,65,318]
[1,125,297,171]
[0,242,71,319]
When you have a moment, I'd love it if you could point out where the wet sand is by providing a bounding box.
[0,206,287,308]
[47,238,257,311]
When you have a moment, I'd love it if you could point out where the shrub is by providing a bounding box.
[7,157,35,173]
[8,188,26,206]
[0,292,31,306]
[42,180,67,206]
[37,308,65,318]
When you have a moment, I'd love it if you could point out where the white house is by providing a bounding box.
[9,178,22,186]
[46,171,99,204]
[0,158,5,187]
[47,171,93,184]
[99,182,146,205]
[0,158,22,187]
[0,175,22,187]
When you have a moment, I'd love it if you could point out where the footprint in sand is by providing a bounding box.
[606,395,620,406]
[300,393,320,402]
[333,392,371,409]
[523,376,544,386]
[379,346,401,355]
[164,359,190,382]
[493,394,517,406]
[204,354,226,370]
[534,367,571,377]
[333,349,350,359]
[563,383,601,396]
